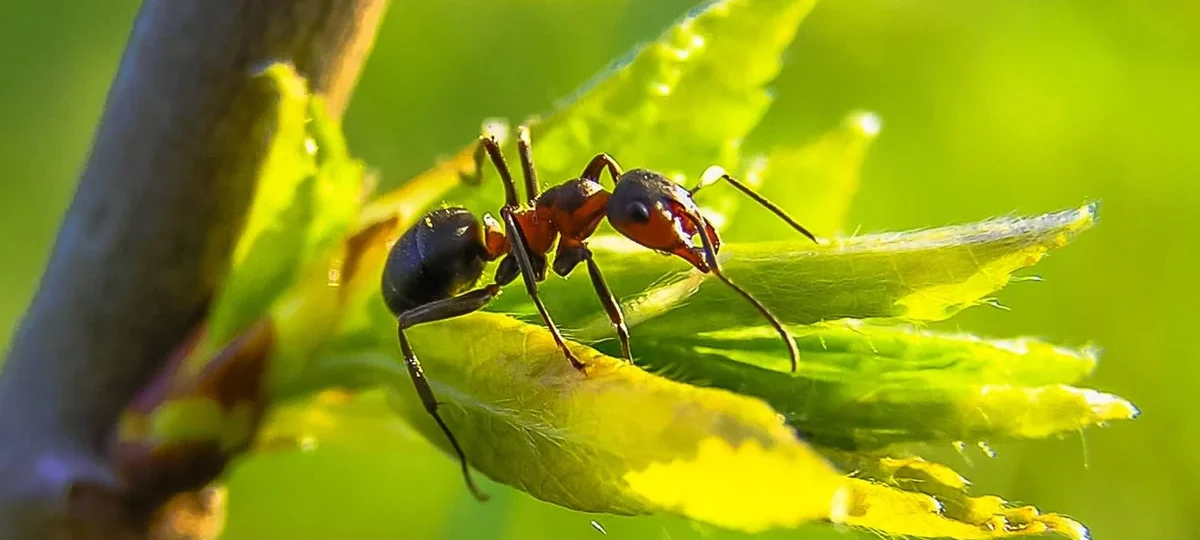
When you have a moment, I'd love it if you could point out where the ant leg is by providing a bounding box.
[396,327,489,502]
[399,285,503,329]
[582,253,632,362]
[688,213,801,373]
[500,208,586,371]
[550,246,629,361]
[580,153,623,185]
[394,285,503,502]
[516,125,540,201]
[476,136,521,208]
[689,171,819,243]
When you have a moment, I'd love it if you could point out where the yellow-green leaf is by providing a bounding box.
[830,454,1089,539]
[723,110,881,241]
[205,63,364,353]
[496,204,1099,335]
[631,322,1135,449]
[289,310,845,533]
[444,0,818,217]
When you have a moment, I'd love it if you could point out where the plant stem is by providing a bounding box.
[0,0,388,537]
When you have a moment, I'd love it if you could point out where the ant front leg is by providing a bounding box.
[554,245,632,363]
[582,256,632,362]
[499,208,586,371]
[581,153,624,185]
[395,284,503,503]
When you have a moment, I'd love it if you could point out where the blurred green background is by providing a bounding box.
[1,0,1194,538]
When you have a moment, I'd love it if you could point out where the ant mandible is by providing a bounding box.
[380,125,819,501]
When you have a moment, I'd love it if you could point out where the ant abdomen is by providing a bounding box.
[382,207,491,315]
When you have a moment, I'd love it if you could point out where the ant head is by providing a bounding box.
[606,169,719,272]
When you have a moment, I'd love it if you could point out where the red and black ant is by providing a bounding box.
[381,126,819,500]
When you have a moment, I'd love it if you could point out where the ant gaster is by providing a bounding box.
[381,126,819,501]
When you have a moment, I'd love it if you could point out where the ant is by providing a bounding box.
[380,125,819,501]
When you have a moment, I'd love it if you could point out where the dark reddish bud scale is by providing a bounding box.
[110,319,274,508]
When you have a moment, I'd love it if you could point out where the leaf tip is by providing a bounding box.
[1073,200,1100,233]
[250,61,309,101]
[1089,390,1140,422]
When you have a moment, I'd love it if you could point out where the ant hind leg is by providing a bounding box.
[393,285,504,502]
[396,328,490,502]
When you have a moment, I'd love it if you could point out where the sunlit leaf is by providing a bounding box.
[501,204,1098,336]
[111,64,368,498]
[256,209,846,532]
[185,3,1136,539]
[443,0,818,218]
[627,321,1134,449]
[722,110,881,241]
[829,454,1090,539]
[205,63,364,355]
[303,312,846,532]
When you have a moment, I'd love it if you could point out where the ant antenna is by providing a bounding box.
[690,167,820,244]
[516,125,540,201]
[688,213,801,373]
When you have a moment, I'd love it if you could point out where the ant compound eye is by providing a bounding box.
[627,201,652,223]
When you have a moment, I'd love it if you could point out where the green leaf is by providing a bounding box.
[226,2,1133,538]
[205,63,364,353]
[495,203,1099,335]
[355,120,510,233]
[299,310,846,533]
[262,209,847,532]
[722,110,881,241]
[443,0,817,217]
[627,321,1135,449]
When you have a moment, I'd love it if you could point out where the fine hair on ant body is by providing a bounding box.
[380,125,819,500]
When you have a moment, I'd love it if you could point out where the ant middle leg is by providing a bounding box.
[499,208,586,371]
[472,129,580,370]
[394,284,504,502]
